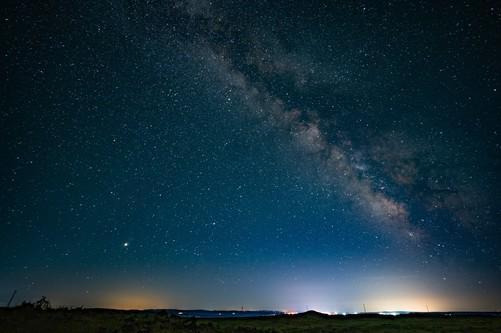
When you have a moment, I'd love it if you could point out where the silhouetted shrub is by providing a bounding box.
[34,296,51,310]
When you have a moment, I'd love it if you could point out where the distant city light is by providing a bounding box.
[378,312,400,316]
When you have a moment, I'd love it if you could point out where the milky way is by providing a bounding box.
[2,0,501,311]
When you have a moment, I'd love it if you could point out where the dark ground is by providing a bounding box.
[1,308,501,333]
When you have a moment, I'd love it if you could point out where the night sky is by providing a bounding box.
[2,1,501,312]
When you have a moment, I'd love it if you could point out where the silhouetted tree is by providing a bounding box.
[34,296,51,310]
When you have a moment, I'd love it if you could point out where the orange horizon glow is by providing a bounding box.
[97,292,171,310]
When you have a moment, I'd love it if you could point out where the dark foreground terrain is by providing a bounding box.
[1,307,501,333]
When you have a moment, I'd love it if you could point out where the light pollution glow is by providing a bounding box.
[97,292,170,310]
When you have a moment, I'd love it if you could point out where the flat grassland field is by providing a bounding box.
[1,308,501,333]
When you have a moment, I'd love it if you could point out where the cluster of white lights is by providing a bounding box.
[378,312,401,316]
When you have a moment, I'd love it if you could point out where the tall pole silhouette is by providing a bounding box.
[7,290,17,307]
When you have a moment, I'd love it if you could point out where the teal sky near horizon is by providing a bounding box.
[2,0,501,312]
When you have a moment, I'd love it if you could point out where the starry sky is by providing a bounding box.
[2,0,501,312]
